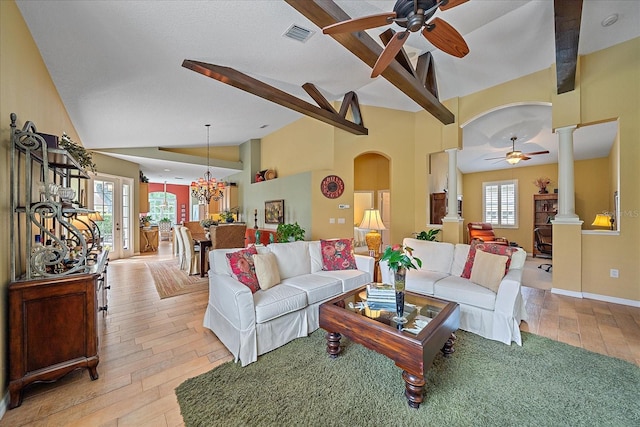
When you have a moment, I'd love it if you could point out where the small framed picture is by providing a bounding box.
[265,200,284,224]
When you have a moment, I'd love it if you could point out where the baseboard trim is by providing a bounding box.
[551,288,640,307]
[0,391,9,421]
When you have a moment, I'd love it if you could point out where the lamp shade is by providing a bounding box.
[88,211,103,221]
[359,209,386,230]
[592,213,614,230]
[72,215,91,230]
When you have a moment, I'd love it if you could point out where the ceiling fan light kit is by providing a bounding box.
[486,136,549,165]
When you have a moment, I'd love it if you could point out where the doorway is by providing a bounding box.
[90,174,134,260]
[354,152,391,252]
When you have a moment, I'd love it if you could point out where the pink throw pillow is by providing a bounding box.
[226,246,259,293]
[461,241,515,279]
[321,239,357,271]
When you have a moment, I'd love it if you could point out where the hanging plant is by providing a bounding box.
[60,133,96,173]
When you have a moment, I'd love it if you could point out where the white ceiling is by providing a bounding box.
[16,1,639,183]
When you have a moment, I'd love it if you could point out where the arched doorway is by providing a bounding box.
[354,153,390,253]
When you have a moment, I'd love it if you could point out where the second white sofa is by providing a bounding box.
[381,238,528,346]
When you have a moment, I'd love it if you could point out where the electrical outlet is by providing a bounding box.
[610,269,619,278]
[338,218,345,224]
[329,218,335,224]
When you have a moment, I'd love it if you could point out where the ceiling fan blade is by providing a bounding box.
[323,12,397,34]
[520,156,532,161]
[440,0,470,12]
[371,31,410,77]
[523,150,550,156]
[485,156,505,161]
[422,18,469,58]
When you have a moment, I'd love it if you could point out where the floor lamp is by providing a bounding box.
[358,208,386,256]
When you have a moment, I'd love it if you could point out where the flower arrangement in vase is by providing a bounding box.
[380,244,422,324]
[533,177,551,194]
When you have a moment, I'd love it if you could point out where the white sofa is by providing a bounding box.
[203,241,375,366]
[380,238,528,346]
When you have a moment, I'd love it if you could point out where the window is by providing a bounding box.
[483,180,518,227]
[149,191,177,224]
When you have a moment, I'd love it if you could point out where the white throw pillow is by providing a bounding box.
[252,252,281,290]
[470,250,508,293]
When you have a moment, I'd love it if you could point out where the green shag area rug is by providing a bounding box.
[176,330,640,427]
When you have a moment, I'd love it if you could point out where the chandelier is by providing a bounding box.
[191,124,224,203]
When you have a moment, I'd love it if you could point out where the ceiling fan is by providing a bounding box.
[322,0,470,77]
[485,136,550,165]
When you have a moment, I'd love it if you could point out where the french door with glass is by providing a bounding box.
[91,175,134,260]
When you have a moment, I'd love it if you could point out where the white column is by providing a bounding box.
[444,148,459,220]
[555,125,580,222]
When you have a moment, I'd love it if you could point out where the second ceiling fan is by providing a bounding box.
[323,0,470,77]
[486,136,550,165]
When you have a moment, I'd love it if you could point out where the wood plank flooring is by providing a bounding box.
[1,242,639,426]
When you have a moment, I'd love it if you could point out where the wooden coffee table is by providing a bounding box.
[319,286,460,409]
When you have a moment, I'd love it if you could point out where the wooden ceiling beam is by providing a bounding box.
[554,0,583,94]
[182,60,368,136]
[285,0,454,125]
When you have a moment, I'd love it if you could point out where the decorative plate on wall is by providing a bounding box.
[320,175,344,199]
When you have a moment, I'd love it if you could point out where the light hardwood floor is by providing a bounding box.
[2,242,639,426]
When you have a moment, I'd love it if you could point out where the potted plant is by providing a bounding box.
[276,222,305,242]
[200,218,217,229]
[415,228,440,241]
[140,215,152,227]
[218,211,235,223]
[533,177,551,194]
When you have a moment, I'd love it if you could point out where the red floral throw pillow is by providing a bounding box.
[226,246,259,293]
[321,239,357,271]
[461,241,515,279]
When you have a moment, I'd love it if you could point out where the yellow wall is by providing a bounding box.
[354,153,390,208]
[0,0,84,397]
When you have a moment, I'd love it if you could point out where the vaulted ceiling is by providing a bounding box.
[16,1,639,183]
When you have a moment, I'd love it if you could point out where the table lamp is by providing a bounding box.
[358,209,386,255]
[592,213,614,231]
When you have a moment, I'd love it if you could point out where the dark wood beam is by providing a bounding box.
[285,0,454,125]
[554,0,583,94]
[182,60,368,136]
[416,52,438,100]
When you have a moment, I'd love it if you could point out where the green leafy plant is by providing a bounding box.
[140,215,152,224]
[60,133,96,173]
[218,211,235,222]
[200,218,217,228]
[380,244,422,272]
[276,222,305,242]
[415,229,440,241]
[159,217,171,223]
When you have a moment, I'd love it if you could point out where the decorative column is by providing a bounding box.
[551,125,583,297]
[554,126,579,222]
[442,148,463,244]
[444,148,459,220]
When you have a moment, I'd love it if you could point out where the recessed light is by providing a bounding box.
[601,13,618,27]
[163,168,171,172]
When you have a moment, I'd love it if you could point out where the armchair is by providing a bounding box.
[467,222,509,246]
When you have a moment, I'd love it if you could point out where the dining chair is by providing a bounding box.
[174,225,186,270]
[180,226,200,276]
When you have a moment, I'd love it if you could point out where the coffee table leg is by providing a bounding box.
[402,371,425,409]
[325,332,342,358]
[441,332,457,357]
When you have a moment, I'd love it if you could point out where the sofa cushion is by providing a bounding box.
[315,269,370,293]
[253,285,308,323]
[403,238,454,274]
[268,241,311,279]
[405,269,448,295]
[470,250,508,293]
[509,247,527,270]
[321,238,357,271]
[252,252,281,290]
[282,274,342,304]
[434,275,497,311]
[451,244,471,277]
[226,247,259,293]
[461,241,516,279]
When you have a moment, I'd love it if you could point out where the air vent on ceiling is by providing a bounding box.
[283,24,315,43]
